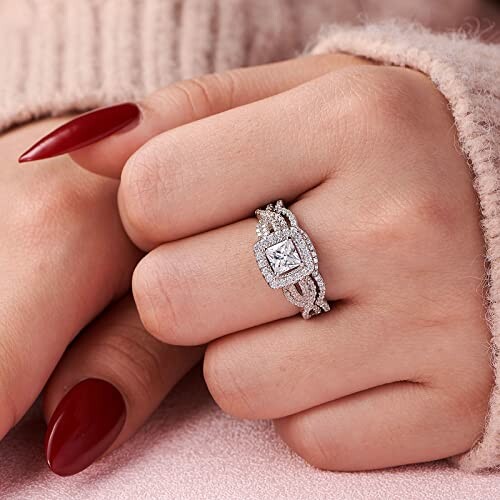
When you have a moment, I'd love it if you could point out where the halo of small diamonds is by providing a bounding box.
[254,227,314,289]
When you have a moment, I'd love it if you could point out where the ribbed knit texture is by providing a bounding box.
[0,0,489,133]
[0,0,336,132]
[0,0,499,474]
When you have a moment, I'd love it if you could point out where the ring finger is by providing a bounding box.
[132,187,359,346]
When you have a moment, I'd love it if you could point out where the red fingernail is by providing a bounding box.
[19,102,140,163]
[45,379,126,476]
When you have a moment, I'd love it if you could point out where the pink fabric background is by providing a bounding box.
[1,367,499,499]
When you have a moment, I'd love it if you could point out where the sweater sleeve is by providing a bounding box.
[0,0,488,134]
[310,21,500,473]
[0,0,343,133]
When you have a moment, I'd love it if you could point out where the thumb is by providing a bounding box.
[43,295,203,476]
[19,54,362,178]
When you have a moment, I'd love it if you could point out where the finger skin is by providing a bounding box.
[203,288,492,424]
[43,295,203,476]
[203,307,424,420]
[70,54,366,178]
[0,118,141,441]
[131,189,362,346]
[117,68,357,249]
[127,64,483,345]
[275,382,484,471]
[132,219,295,345]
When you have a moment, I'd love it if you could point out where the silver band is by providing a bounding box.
[253,200,330,319]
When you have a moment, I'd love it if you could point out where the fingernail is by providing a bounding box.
[19,102,141,163]
[45,378,126,476]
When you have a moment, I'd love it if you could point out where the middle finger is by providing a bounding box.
[203,305,422,420]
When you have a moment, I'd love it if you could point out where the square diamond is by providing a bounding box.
[265,239,302,276]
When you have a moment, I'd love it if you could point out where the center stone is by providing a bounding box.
[265,239,302,276]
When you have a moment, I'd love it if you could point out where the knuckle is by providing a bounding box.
[429,335,493,452]
[356,67,424,131]
[132,254,184,344]
[446,363,492,436]
[326,66,430,145]
[310,66,432,176]
[120,148,161,246]
[354,188,458,252]
[204,340,256,418]
[167,70,237,119]
[207,70,238,109]
[277,414,334,470]
[409,193,461,238]
[457,386,491,431]
[93,328,166,402]
[120,140,179,247]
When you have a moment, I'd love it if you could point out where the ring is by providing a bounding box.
[253,200,330,319]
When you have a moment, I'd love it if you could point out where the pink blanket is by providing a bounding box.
[1,368,499,499]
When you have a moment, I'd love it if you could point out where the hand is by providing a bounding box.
[1,120,202,476]
[27,54,493,471]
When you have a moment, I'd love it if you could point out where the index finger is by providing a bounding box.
[118,63,368,249]
[19,55,364,178]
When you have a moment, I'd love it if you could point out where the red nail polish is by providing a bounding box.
[19,102,140,163]
[45,379,126,476]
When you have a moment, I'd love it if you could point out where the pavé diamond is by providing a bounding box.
[265,239,302,275]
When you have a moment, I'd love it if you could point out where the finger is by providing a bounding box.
[275,382,478,471]
[117,65,364,249]
[69,54,365,178]
[203,307,422,420]
[43,295,203,476]
[0,119,140,441]
[131,188,360,345]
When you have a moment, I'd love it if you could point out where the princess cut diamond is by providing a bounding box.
[265,239,302,275]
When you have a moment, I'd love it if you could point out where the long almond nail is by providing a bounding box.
[45,379,126,476]
[19,102,140,163]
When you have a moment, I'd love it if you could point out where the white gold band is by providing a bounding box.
[253,200,330,319]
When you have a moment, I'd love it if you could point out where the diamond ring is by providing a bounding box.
[253,200,330,319]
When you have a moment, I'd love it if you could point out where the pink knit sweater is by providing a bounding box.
[0,0,499,473]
